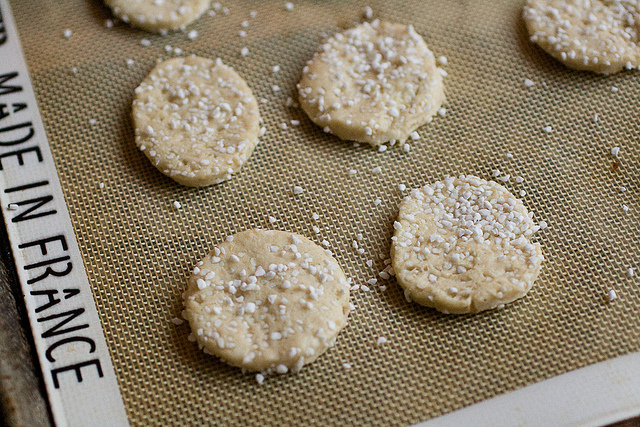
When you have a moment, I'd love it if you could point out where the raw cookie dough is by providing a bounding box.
[391,175,544,314]
[133,57,260,186]
[183,229,351,374]
[105,0,210,32]
[523,0,640,74]
[297,20,445,146]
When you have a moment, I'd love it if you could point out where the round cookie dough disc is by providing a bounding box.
[133,57,260,187]
[391,175,544,314]
[523,0,640,74]
[105,0,210,32]
[183,229,351,374]
[297,20,445,146]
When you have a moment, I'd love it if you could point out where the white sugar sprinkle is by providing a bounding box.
[398,184,406,191]
[126,59,134,67]
[364,6,373,19]
[312,213,320,220]
[188,30,198,40]
[438,55,448,66]
[372,166,382,173]
[539,221,547,229]
[240,47,249,56]
[376,336,387,345]
[7,203,18,211]
[99,182,105,189]
[403,143,411,153]
[293,186,304,194]
[256,373,265,384]
[285,2,294,11]
[628,268,635,277]
[269,216,277,223]
[343,363,351,369]
[608,289,617,301]
[374,199,381,206]
[104,19,113,28]
[611,86,619,93]
[622,205,628,212]
[438,108,447,117]
[272,85,280,92]
[140,38,151,47]
[272,65,281,73]
[611,147,620,156]
[524,78,534,87]
[173,201,181,209]
[410,131,420,140]
[171,317,184,325]
[63,29,72,39]
[543,126,552,133]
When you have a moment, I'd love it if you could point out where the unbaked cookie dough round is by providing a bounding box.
[183,229,351,374]
[297,20,445,146]
[391,175,544,314]
[523,0,640,74]
[105,0,210,32]
[133,57,260,187]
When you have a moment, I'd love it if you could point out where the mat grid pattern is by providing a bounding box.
[12,0,640,425]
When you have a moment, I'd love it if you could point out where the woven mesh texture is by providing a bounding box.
[11,0,640,425]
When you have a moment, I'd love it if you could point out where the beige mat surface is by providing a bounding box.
[11,0,640,424]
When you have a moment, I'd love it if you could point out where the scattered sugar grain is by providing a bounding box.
[438,55,448,66]
[403,143,411,153]
[293,186,303,195]
[7,204,18,211]
[372,166,381,173]
[272,65,281,73]
[105,19,114,28]
[524,78,534,87]
[398,184,406,191]
[410,131,420,140]
[240,47,249,56]
[628,268,635,277]
[312,213,320,220]
[622,205,628,212]
[99,182,105,189]
[173,201,181,209]
[539,221,547,229]
[268,216,277,224]
[140,38,151,47]
[543,126,552,133]
[611,86,619,93]
[376,336,387,345]
[343,363,351,369]
[364,6,373,19]
[63,29,72,39]
[438,108,447,117]
[611,147,620,156]
[374,199,381,206]
[256,373,265,384]
[188,30,198,40]
[171,317,184,325]
[126,59,134,67]
[608,289,617,301]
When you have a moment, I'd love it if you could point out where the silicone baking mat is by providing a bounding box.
[6,0,640,424]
